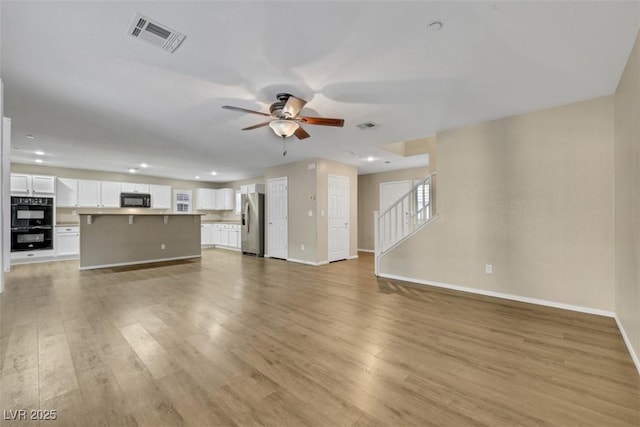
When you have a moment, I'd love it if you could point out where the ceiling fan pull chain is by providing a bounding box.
[282,137,287,156]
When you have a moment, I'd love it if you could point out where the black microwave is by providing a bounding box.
[120,192,151,208]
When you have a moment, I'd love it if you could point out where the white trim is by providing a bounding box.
[358,248,374,253]
[287,258,320,266]
[317,260,329,266]
[615,315,640,375]
[347,255,359,260]
[79,254,201,271]
[378,273,616,318]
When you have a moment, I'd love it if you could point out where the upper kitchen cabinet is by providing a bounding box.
[196,188,235,210]
[240,183,265,194]
[77,180,121,208]
[121,183,150,193]
[11,174,55,196]
[216,188,235,210]
[150,185,171,209]
[100,181,121,208]
[196,188,215,210]
[56,178,79,207]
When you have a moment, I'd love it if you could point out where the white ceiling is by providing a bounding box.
[1,1,638,182]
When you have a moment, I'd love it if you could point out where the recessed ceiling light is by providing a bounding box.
[34,159,43,163]
[26,134,35,139]
[128,168,137,173]
[366,156,376,162]
[140,163,148,168]
[35,150,44,156]
[195,176,200,180]
[211,171,217,176]
[428,21,443,32]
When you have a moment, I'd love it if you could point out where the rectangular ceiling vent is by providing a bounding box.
[356,121,379,130]
[127,13,186,53]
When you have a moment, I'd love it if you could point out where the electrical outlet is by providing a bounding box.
[301,244,305,251]
[308,210,313,217]
[485,264,493,274]
[161,244,166,250]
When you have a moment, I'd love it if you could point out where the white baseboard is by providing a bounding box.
[347,255,359,260]
[615,315,640,375]
[287,258,320,266]
[358,248,374,253]
[79,254,201,271]
[378,273,616,318]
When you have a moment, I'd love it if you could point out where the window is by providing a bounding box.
[173,189,192,213]
[416,183,430,220]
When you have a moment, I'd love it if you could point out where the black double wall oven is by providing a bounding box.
[11,196,54,252]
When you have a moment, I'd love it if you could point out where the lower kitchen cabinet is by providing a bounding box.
[202,223,241,250]
[56,226,80,257]
[201,224,212,246]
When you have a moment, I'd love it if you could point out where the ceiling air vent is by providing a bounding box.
[356,121,379,130]
[127,13,186,53]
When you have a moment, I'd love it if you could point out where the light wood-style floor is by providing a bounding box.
[1,250,638,426]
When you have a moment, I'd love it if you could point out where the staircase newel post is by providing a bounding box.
[374,210,380,276]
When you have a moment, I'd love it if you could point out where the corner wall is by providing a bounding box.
[614,31,640,370]
[265,158,357,264]
[380,96,615,312]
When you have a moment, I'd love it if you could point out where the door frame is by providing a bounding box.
[266,176,288,259]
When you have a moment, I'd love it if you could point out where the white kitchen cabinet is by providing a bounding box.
[100,181,121,208]
[211,223,240,250]
[216,188,235,210]
[56,178,79,207]
[56,226,80,257]
[240,183,265,194]
[150,185,171,209]
[121,183,150,193]
[201,224,213,246]
[228,224,240,248]
[78,180,121,208]
[78,180,101,207]
[11,174,55,195]
[196,188,215,210]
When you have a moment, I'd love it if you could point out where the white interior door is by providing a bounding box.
[328,175,349,262]
[268,177,288,259]
[380,180,412,249]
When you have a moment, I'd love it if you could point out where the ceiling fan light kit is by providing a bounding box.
[269,119,299,138]
[222,93,344,141]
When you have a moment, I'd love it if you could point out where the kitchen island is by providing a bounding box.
[78,213,202,270]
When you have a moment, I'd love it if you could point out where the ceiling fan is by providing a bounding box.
[222,93,344,141]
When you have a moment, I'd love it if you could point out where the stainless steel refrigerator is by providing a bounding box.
[241,193,265,256]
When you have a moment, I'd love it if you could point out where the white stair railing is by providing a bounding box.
[374,173,438,275]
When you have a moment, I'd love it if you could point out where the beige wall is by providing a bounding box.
[615,32,640,366]
[265,158,357,264]
[380,96,616,311]
[265,159,318,263]
[358,166,429,251]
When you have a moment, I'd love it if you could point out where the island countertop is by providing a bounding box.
[78,213,201,270]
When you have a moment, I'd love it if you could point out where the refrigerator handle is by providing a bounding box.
[245,201,250,234]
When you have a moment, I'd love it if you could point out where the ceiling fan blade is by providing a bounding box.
[294,126,310,140]
[222,105,271,117]
[242,121,272,130]
[282,96,307,118]
[297,116,344,127]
